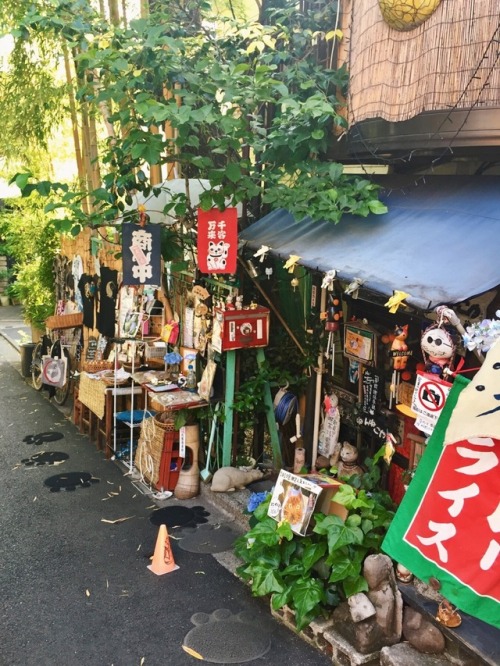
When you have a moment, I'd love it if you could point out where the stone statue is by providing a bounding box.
[211,466,264,492]
[332,553,403,654]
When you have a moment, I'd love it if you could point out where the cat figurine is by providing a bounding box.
[336,441,364,479]
[391,324,409,371]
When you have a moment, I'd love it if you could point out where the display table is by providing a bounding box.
[76,372,144,456]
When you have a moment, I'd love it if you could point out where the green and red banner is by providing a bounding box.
[383,339,500,628]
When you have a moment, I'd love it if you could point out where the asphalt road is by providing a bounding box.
[0,334,331,666]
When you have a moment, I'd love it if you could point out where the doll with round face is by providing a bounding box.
[421,326,455,377]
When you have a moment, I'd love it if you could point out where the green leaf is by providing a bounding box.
[291,577,325,630]
[342,575,368,598]
[251,566,284,596]
[302,541,327,571]
[225,163,242,184]
[368,200,388,215]
[12,172,32,190]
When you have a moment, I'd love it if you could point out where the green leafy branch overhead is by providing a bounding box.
[8,0,387,233]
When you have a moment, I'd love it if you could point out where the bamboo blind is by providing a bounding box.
[347,0,500,124]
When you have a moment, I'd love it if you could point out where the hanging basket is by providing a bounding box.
[46,312,83,330]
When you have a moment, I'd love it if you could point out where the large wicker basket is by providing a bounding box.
[46,312,83,330]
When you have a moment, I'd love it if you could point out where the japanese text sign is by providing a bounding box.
[383,342,500,629]
[197,208,238,274]
[122,223,161,286]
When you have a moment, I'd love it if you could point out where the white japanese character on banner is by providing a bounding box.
[132,264,153,282]
[455,446,499,475]
[438,483,480,517]
[417,521,457,563]
[480,540,500,571]
[132,229,153,251]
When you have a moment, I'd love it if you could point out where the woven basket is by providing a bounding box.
[153,411,176,431]
[99,370,129,387]
[134,417,164,487]
[81,359,114,373]
[46,312,83,330]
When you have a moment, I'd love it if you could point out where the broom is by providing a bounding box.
[200,404,220,483]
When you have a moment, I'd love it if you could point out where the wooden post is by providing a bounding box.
[222,350,237,467]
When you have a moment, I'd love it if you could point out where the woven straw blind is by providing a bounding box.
[348,0,500,124]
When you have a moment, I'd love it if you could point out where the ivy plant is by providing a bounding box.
[234,480,395,631]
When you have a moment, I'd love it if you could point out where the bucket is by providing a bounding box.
[20,342,36,378]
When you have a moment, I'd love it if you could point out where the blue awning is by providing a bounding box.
[240,176,500,311]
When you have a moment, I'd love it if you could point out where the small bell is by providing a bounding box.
[291,277,299,292]
[265,267,273,280]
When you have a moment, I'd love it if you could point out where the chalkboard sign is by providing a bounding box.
[362,367,381,416]
[86,337,98,361]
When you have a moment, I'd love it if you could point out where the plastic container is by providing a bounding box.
[185,364,197,392]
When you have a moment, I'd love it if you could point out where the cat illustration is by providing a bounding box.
[207,240,230,270]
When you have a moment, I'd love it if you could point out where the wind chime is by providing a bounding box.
[389,324,410,409]
[321,270,343,376]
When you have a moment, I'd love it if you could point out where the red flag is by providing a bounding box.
[197,208,238,274]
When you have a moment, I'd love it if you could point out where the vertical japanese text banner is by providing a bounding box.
[122,223,161,286]
[197,208,238,274]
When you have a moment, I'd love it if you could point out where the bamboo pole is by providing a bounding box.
[311,286,327,471]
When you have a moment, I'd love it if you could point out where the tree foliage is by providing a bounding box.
[6,0,387,232]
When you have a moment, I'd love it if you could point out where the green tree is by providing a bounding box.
[8,0,386,232]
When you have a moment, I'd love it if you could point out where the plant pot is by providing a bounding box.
[0,295,10,306]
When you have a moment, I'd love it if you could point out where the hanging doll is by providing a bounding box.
[317,389,341,466]
[421,323,455,378]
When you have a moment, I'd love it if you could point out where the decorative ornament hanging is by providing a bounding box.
[385,290,411,314]
[321,269,337,290]
[291,277,299,292]
[378,0,443,32]
[284,255,301,273]
[344,277,364,299]
[324,294,343,376]
[421,323,455,379]
[389,324,411,409]
[253,245,271,263]
[265,267,273,280]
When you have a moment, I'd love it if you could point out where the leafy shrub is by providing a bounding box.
[234,481,395,631]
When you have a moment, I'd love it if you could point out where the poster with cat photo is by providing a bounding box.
[344,323,377,365]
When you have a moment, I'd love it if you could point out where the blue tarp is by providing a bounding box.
[240,176,500,311]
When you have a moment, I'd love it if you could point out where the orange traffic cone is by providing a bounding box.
[148,524,180,575]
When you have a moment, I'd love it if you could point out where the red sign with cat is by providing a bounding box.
[197,208,238,274]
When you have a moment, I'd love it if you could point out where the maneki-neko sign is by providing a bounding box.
[197,208,238,274]
[383,337,500,628]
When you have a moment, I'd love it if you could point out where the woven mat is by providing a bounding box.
[78,373,107,420]
[134,418,164,487]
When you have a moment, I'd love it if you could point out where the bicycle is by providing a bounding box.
[31,327,81,406]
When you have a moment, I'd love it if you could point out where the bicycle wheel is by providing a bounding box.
[31,341,44,391]
[53,348,72,406]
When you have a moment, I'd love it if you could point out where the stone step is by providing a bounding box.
[380,643,460,666]
[399,583,500,666]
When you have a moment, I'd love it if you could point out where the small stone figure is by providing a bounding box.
[331,553,403,654]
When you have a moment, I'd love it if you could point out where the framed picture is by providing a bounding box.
[267,470,323,536]
[344,323,377,365]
